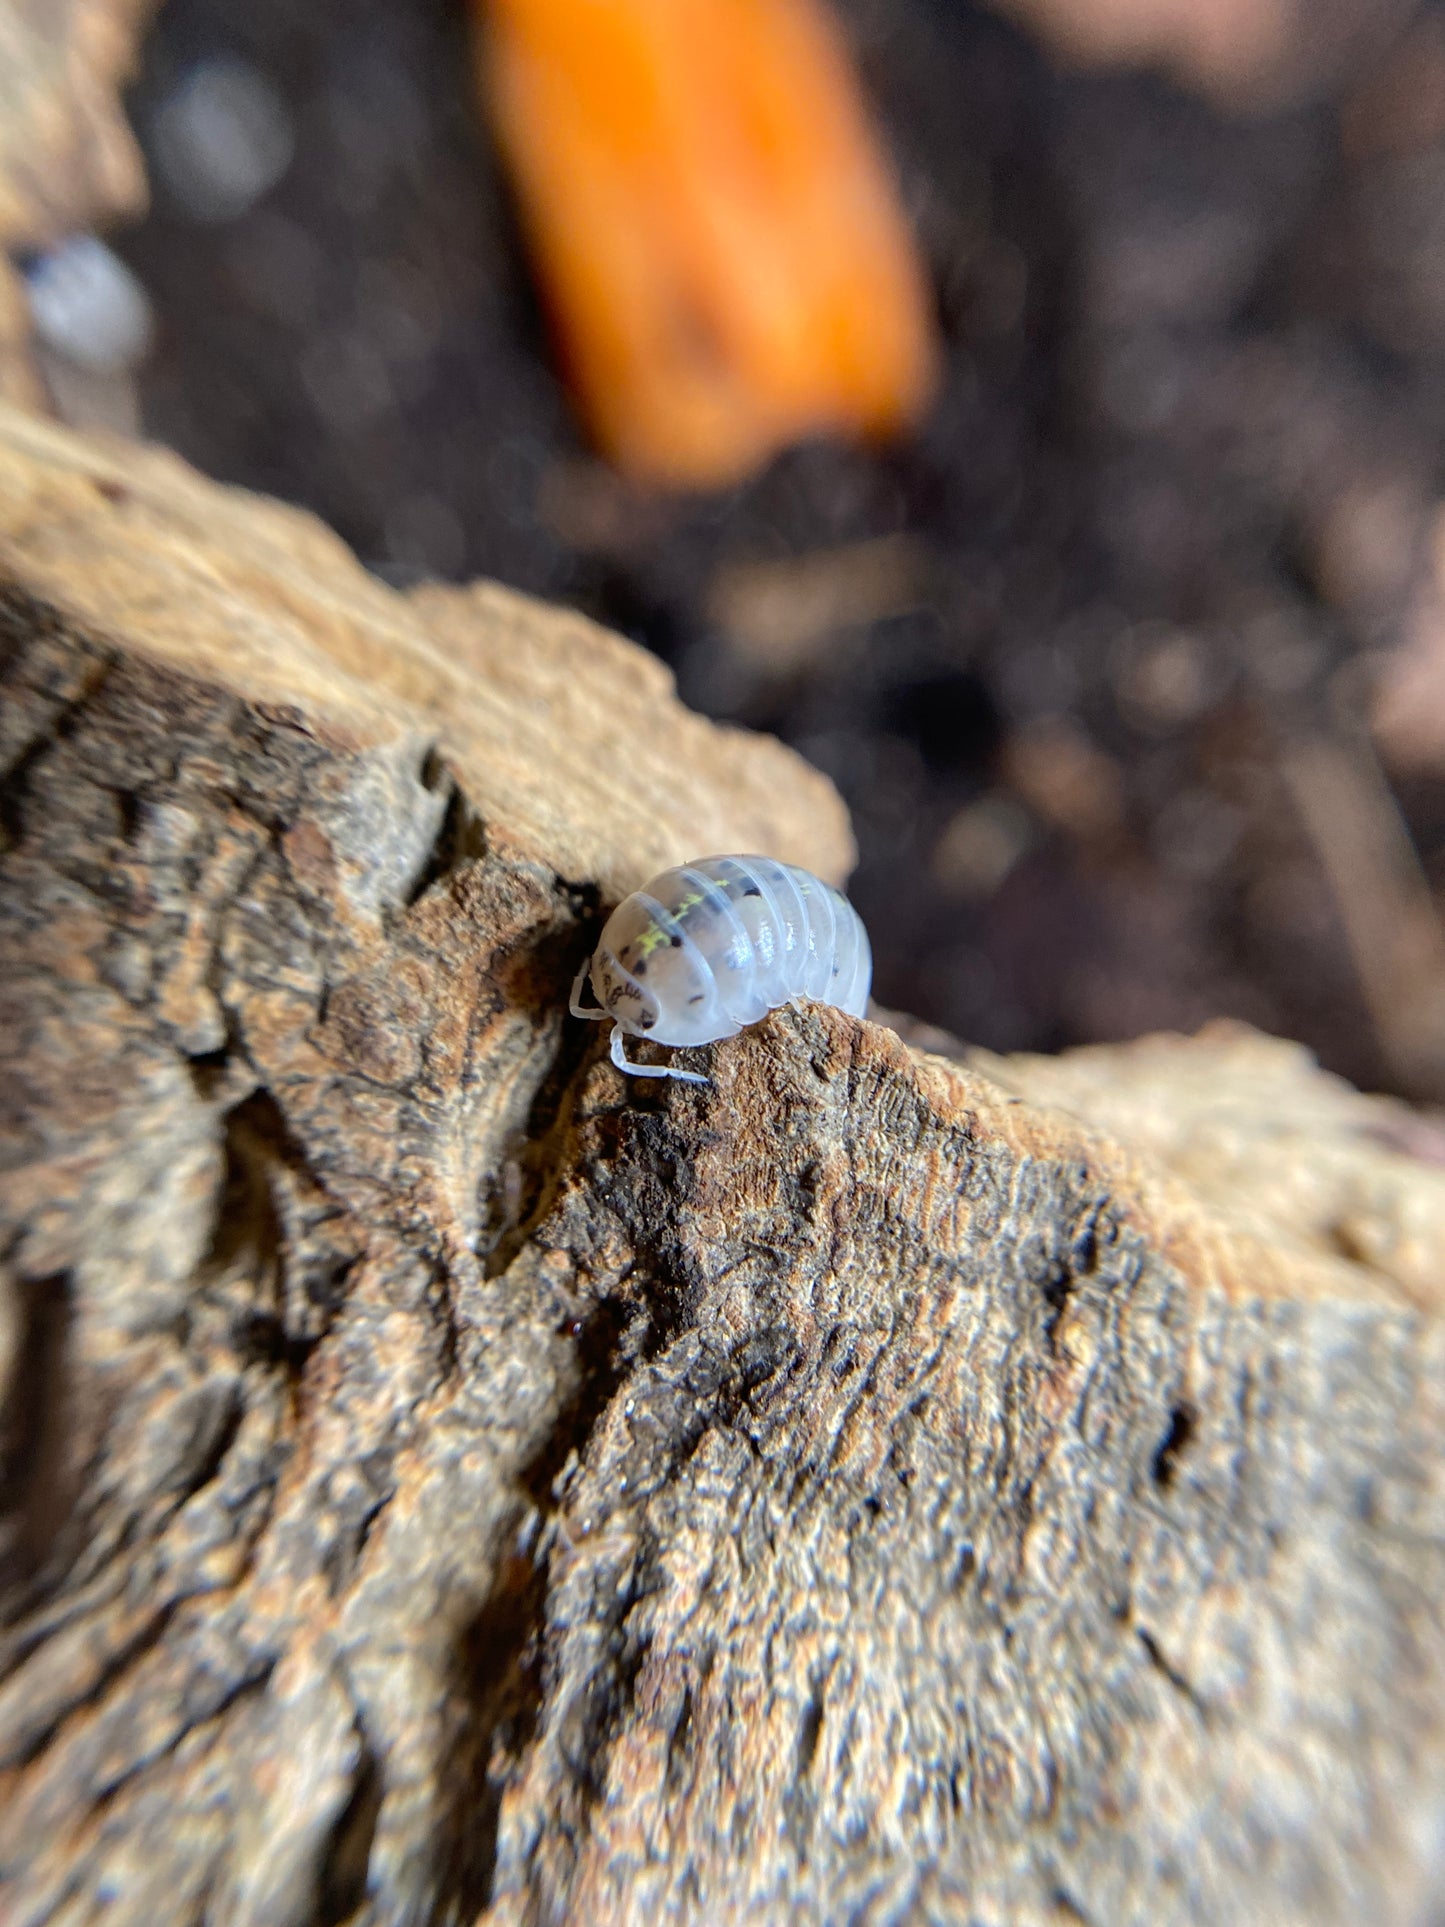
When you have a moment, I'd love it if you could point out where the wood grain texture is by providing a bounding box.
[1,405,1443,1927]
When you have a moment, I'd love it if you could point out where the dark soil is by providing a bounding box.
[114,0,1445,1098]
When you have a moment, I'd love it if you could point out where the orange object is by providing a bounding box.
[478,0,941,489]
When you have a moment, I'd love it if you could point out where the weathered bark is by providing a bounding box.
[0,400,1443,1927]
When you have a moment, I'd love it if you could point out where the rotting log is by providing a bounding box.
[0,399,1443,1927]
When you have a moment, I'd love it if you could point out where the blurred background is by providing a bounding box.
[23,0,1445,1100]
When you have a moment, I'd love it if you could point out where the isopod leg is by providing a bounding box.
[610,1024,709,1086]
[569,960,610,1020]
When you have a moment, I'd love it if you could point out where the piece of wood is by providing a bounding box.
[0,0,154,251]
[1,402,1443,1926]
[0,257,43,412]
[0,0,159,415]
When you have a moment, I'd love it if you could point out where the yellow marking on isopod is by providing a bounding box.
[634,920,671,960]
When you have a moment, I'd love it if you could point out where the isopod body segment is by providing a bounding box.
[570,855,872,1084]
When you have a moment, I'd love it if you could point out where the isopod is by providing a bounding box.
[570,855,872,1085]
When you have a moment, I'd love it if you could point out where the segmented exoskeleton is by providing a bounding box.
[571,854,872,1084]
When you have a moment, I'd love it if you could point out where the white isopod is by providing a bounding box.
[570,855,872,1085]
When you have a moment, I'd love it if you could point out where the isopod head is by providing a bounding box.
[589,888,738,1048]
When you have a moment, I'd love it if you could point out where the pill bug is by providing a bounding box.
[570,854,872,1085]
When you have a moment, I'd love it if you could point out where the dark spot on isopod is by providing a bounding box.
[670,933,683,947]
[641,1013,655,1029]
[688,993,704,1004]
[744,885,761,897]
